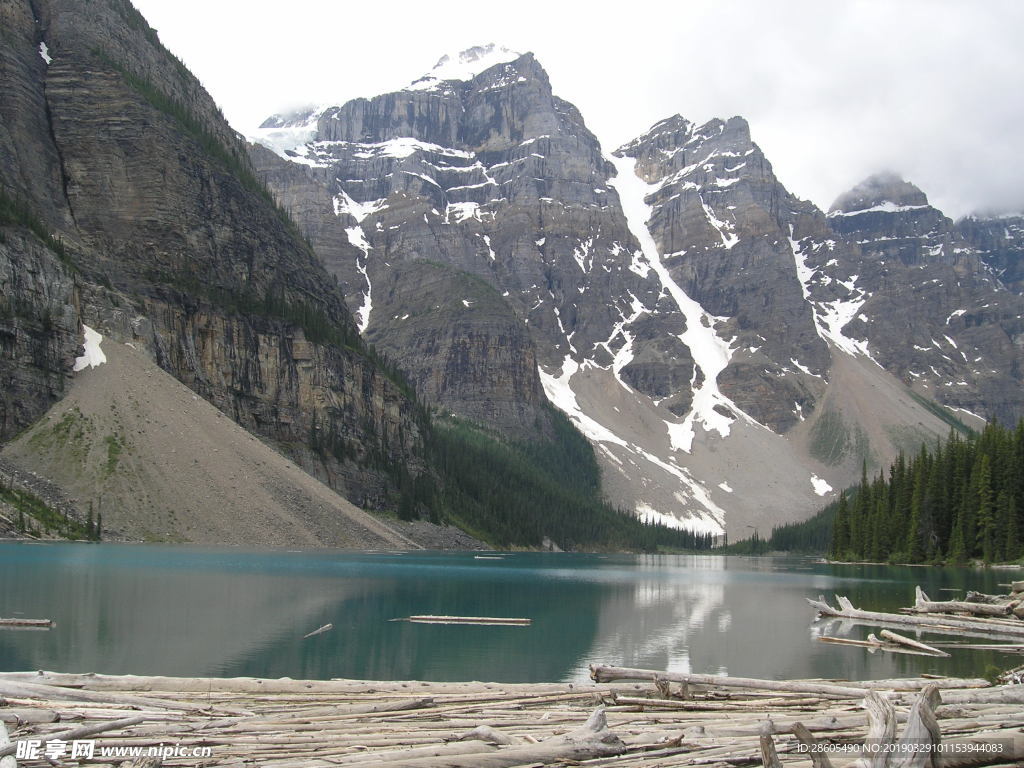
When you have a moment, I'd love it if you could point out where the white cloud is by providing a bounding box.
[134,0,1024,218]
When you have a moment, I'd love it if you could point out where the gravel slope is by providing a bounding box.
[1,340,474,548]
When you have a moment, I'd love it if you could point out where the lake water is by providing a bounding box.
[0,543,1019,682]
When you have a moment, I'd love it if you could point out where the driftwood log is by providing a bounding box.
[0,618,52,628]
[0,722,15,768]
[764,684,1024,768]
[878,629,949,657]
[911,587,1013,617]
[808,595,1024,639]
[0,716,145,759]
[0,669,1021,767]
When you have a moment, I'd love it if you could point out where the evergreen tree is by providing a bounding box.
[830,491,850,559]
[998,490,1019,561]
[906,461,926,563]
[975,454,996,562]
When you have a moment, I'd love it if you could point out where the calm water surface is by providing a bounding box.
[0,543,1019,682]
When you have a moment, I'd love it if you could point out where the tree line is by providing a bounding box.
[423,410,716,552]
[831,421,1024,563]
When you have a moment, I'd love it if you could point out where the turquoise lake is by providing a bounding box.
[0,543,1019,682]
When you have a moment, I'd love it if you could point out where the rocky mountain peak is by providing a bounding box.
[248,45,1024,540]
[829,171,929,215]
[406,44,526,92]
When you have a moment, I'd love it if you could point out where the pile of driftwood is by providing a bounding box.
[809,583,1024,657]
[0,668,1022,767]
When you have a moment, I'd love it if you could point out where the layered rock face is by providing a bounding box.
[616,115,830,432]
[957,213,1024,296]
[0,0,424,508]
[251,47,665,440]
[814,174,1024,425]
[0,0,79,439]
[253,48,1024,536]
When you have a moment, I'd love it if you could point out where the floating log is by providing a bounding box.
[403,616,531,626]
[0,617,53,628]
[913,586,1013,617]
[964,590,1004,604]
[303,623,334,639]
[808,595,1024,638]
[818,635,884,650]
[930,642,1024,653]
[879,629,950,657]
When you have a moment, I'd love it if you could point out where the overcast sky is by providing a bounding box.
[132,0,1023,219]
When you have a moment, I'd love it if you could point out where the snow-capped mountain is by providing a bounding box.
[249,47,1024,537]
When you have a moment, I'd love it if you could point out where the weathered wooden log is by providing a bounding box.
[792,722,834,768]
[591,665,882,698]
[937,686,1024,705]
[880,629,950,657]
[964,591,1005,605]
[820,635,884,650]
[934,732,1024,768]
[0,679,216,712]
[0,709,59,724]
[339,707,624,768]
[852,691,897,768]
[334,697,434,715]
[1010,580,1024,593]
[759,722,782,768]
[0,618,53,628]
[590,665,976,698]
[0,722,16,768]
[405,616,532,626]
[0,716,145,758]
[913,587,1012,617]
[327,741,501,765]
[302,623,333,639]
[456,725,516,746]
[891,685,942,768]
[809,596,1024,638]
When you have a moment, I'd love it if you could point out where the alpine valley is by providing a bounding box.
[2,2,1022,546]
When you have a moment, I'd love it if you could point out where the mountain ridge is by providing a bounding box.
[250,45,1021,536]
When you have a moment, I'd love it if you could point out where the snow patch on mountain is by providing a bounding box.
[827,201,929,217]
[343,225,373,333]
[73,326,107,371]
[810,475,833,496]
[539,356,629,448]
[607,153,740,452]
[789,227,874,361]
[334,191,386,223]
[406,44,522,91]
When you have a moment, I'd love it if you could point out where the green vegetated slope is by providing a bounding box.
[734,420,1024,563]
[832,421,1024,563]
[424,409,715,552]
